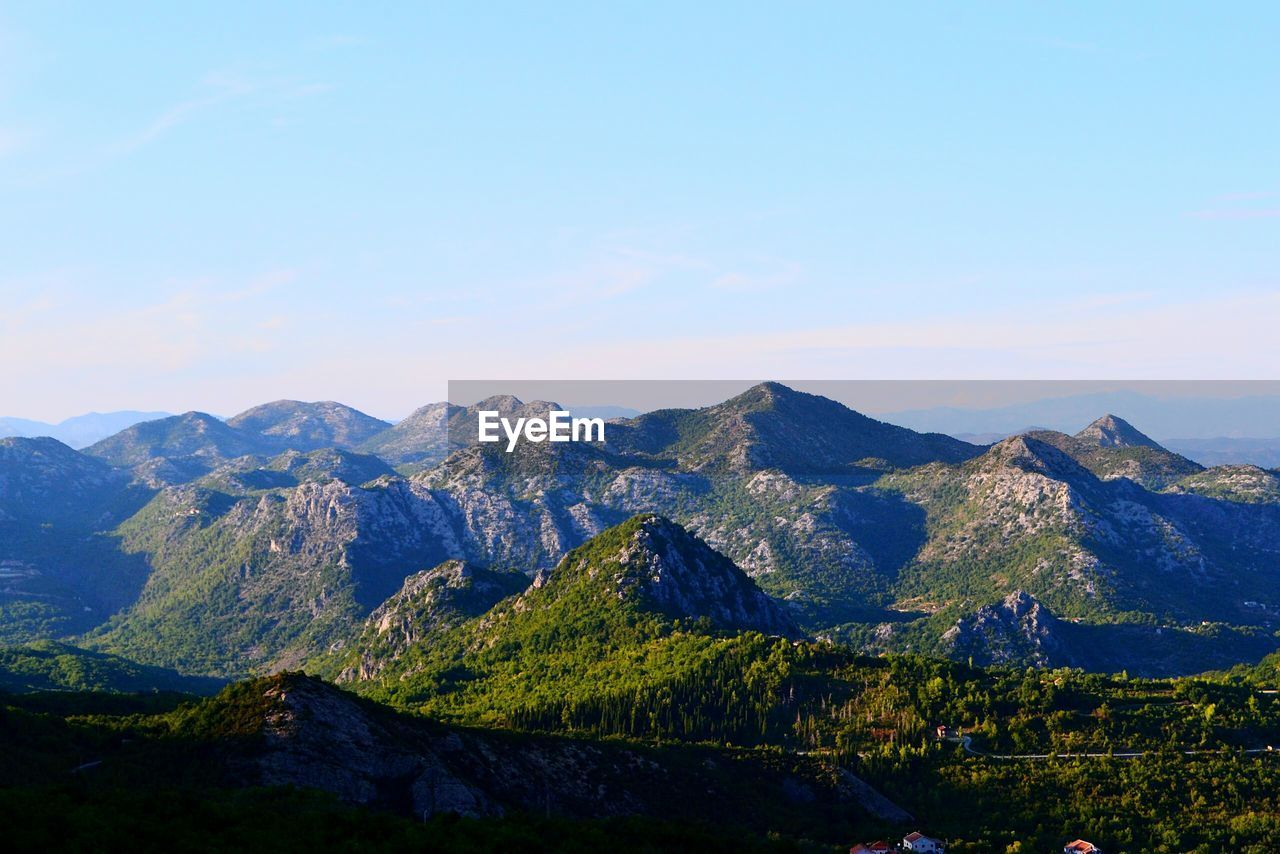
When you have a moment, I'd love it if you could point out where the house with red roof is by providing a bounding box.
[849,841,893,854]
[1064,841,1103,854]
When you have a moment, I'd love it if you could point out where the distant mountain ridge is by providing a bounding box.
[0,411,172,448]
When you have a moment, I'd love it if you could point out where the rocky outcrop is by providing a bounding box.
[209,673,897,831]
[339,560,527,681]
[600,515,799,636]
[942,590,1065,667]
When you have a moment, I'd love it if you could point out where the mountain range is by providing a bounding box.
[2,383,1279,682]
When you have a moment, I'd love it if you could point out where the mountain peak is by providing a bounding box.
[941,590,1064,667]
[1075,414,1162,449]
[615,383,980,475]
[472,394,524,413]
[722,381,805,411]
[981,434,1095,481]
[227,400,390,451]
[546,514,800,636]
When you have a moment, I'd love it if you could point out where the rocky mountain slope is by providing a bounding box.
[1168,464,1280,504]
[878,434,1280,623]
[358,401,454,467]
[84,470,466,675]
[1019,414,1203,490]
[329,516,799,715]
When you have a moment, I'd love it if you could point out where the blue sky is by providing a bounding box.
[1,2,1277,420]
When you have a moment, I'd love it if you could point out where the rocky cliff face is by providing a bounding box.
[339,560,528,681]
[88,473,470,675]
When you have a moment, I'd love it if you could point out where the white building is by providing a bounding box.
[902,831,945,853]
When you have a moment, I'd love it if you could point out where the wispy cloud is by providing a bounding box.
[115,68,329,155]
[710,261,802,293]
[118,71,257,153]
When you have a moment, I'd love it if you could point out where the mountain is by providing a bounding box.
[0,411,172,448]
[0,438,153,642]
[530,514,799,636]
[9,656,1280,850]
[0,436,143,528]
[359,395,571,469]
[1013,415,1203,490]
[878,433,1280,629]
[6,383,1280,678]
[358,402,454,467]
[608,382,981,476]
[0,416,55,437]
[226,400,390,451]
[0,669,903,845]
[195,673,889,829]
[884,390,1280,441]
[334,515,799,713]
[404,383,969,625]
[85,468,465,675]
[84,412,271,484]
[1075,414,1162,448]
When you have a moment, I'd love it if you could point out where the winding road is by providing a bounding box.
[956,734,1275,761]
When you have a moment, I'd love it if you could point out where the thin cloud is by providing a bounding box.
[1188,207,1280,221]
[710,262,802,293]
[119,72,257,153]
[116,69,329,154]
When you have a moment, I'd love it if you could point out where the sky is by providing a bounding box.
[1,2,1277,421]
